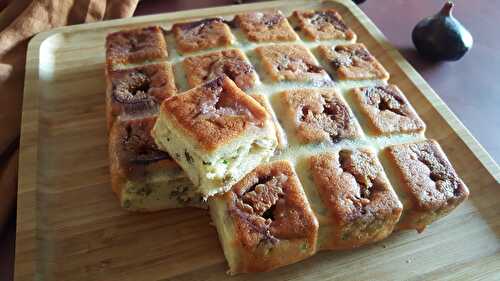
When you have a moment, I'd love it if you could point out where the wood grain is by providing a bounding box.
[16,0,500,280]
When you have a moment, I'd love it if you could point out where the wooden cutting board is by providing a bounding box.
[16,0,500,280]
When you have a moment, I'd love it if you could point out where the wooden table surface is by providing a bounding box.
[1,0,499,280]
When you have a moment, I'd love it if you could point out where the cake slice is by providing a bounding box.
[234,10,298,42]
[308,149,402,250]
[291,9,356,41]
[172,17,233,53]
[109,117,203,211]
[209,160,318,274]
[317,43,389,81]
[106,25,168,70]
[383,140,469,232]
[351,85,426,136]
[152,75,277,198]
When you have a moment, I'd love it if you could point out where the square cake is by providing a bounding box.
[317,43,389,81]
[255,44,332,85]
[172,17,233,53]
[234,10,298,42]
[106,25,168,70]
[152,75,277,197]
[105,62,177,129]
[351,85,426,135]
[291,9,356,41]
[309,149,402,250]
[383,140,469,232]
[108,117,202,211]
[209,160,318,274]
[182,49,257,90]
[279,88,361,144]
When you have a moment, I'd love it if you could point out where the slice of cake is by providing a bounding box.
[152,76,277,197]
[209,160,318,274]
[106,25,168,70]
[234,10,298,42]
[279,88,361,144]
[105,62,177,129]
[172,17,233,53]
[109,117,203,211]
[383,140,469,232]
[291,9,356,41]
[317,43,389,81]
[255,44,332,85]
[182,49,257,90]
[351,85,426,136]
[309,149,402,250]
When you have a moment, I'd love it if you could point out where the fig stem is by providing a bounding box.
[440,1,454,17]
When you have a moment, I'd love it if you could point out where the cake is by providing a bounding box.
[172,17,233,53]
[351,85,426,135]
[291,9,356,41]
[209,160,318,274]
[182,49,257,90]
[279,88,361,144]
[250,93,288,150]
[383,140,469,232]
[152,76,277,198]
[235,10,298,42]
[309,149,402,250]
[317,43,389,81]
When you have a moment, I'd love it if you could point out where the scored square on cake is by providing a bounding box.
[209,160,319,274]
[172,17,233,53]
[109,116,202,211]
[106,25,168,70]
[317,43,389,81]
[279,88,361,144]
[182,49,257,91]
[291,9,356,41]
[255,44,332,85]
[105,62,177,129]
[234,10,298,42]
[351,85,426,136]
[152,75,278,198]
[309,149,402,250]
[383,140,469,232]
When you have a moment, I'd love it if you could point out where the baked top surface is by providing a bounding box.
[386,140,469,211]
[222,160,318,249]
[182,49,256,90]
[318,43,389,80]
[172,18,233,53]
[159,76,269,151]
[108,63,177,118]
[106,25,168,68]
[292,9,356,41]
[280,88,360,144]
[255,44,332,84]
[352,85,426,135]
[235,10,298,42]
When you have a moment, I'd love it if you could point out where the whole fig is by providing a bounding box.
[412,1,473,61]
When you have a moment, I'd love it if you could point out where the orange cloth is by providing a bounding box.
[0,0,139,233]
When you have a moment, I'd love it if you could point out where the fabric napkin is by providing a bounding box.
[0,0,139,233]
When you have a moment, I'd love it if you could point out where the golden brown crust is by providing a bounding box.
[235,10,298,42]
[172,18,233,53]
[182,49,256,90]
[255,44,332,85]
[159,76,269,152]
[352,85,426,135]
[106,26,167,69]
[385,140,469,231]
[292,9,356,41]
[220,160,318,272]
[106,63,177,129]
[280,88,360,144]
[310,149,402,249]
[317,43,389,80]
